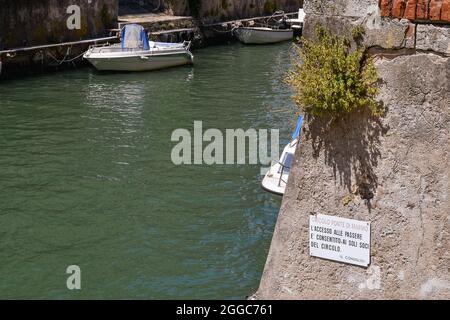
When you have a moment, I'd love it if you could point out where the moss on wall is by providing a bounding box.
[144,0,302,22]
[263,0,278,14]
[191,0,303,24]
[0,0,118,49]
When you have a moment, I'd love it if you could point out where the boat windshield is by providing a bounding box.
[279,152,294,172]
[121,24,150,51]
[291,115,304,141]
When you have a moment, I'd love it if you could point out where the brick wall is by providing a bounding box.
[380,0,450,22]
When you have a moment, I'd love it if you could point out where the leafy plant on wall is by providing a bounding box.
[287,25,382,119]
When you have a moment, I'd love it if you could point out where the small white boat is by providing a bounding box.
[234,27,294,44]
[84,24,194,72]
[234,11,294,44]
[262,116,304,196]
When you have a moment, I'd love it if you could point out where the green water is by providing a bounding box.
[0,42,297,299]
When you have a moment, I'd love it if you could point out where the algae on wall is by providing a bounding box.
[151,0,303,22]
[0,0,118,49]
[196,0,303,23]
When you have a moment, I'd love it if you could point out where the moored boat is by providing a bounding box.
[234,27,294,44]
[262,115,304,196]
[234,11,294,44]
[83,24,194,72]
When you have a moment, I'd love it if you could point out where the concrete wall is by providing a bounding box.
[142,0,303,22]
[119,0,191,15]
[0,0,118,49]
[255,0,450,299]
[196,0,303,23]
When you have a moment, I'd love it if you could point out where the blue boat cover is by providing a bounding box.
[291,115,304,141]
[121,24,150,51]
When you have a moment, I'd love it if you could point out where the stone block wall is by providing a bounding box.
[0,0,118,49]
[196,0,303,23]
[118,0,191,15]
[120,1,303,23]
[302,0,450,55]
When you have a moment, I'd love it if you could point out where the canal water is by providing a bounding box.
[0,42,297,299]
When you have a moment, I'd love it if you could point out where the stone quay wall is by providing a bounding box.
[255,0,450,300]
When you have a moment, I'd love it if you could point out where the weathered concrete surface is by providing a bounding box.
[119,0,187,15]
[304,1,413,51]
[119,0,191,16]
[122,0,304,22]
[304,0,379,18]
[303,13,416,50]
[416,24,450,55]
[154,0,303,24]
[255,53,450,299]
[194,0,304,23]
[0,0,118,49]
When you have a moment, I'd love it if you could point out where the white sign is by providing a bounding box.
[309,214,371,267]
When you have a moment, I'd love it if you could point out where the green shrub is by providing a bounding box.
[351,24,366,43]
[287,26,381,118]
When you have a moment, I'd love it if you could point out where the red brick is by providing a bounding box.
[380,0,393,16]
[429,0,443,20]
[416,0,429,19]
[441,0,450,21]
[392,0,407,17]
[404,0,417,19]
[379,0,450,21]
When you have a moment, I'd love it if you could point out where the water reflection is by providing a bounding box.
[0,42,295,299]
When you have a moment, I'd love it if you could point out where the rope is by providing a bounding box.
[209,26,237,34]
[46,46,85,66]
[62,51,86,63]
[152,0,162,12]
[207,15,282,34]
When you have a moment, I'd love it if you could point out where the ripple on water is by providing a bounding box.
[0,42,297,299]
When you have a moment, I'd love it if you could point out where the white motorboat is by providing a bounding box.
[83,24,194,72]
[234,27,294,44]
[262,116,304,196]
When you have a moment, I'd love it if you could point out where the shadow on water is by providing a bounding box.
[306,108,390,209]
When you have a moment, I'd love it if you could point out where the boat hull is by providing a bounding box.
[235,27,293,44]
[261,140,298,196]
[262,168,288,196]
[84,51,193,72]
